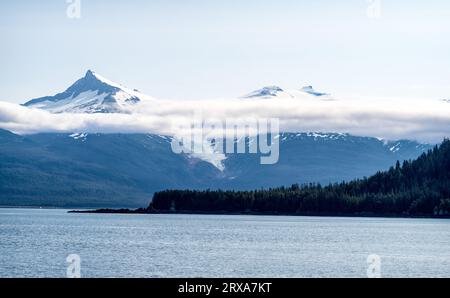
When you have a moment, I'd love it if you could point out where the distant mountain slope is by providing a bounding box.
[0,130,219,207]
[0,129,432,208]
[222,133,431,189]
[23,70,152,113]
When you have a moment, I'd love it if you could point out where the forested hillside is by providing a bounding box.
[149,140,450,217]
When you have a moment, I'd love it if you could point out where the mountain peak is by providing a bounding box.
[82,70,124,89]
[84,69,100,81]
[23,70,150,113]
[243,84,333,99]
[301,85,329,97]
[243,86,284,98]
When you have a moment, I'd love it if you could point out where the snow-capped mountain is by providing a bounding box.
[23,70,153,113]
[243,85,331,100]
[301,86,329,97]
[243,86,286,98]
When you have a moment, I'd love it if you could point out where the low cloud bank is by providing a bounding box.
[1,97,449,143]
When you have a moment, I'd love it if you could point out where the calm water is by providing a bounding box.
[0,208,449,278]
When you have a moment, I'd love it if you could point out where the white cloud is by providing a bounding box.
[1,96,450,143]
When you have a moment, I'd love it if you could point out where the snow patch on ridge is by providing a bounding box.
[69,133,88,141]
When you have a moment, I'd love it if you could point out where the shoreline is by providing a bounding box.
[2,206,448,219]
[0,205,139,210]
[69,208,450,219]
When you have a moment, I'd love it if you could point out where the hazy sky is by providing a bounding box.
[1,0,450,103]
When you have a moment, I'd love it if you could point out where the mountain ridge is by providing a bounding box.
[0,129,432,208]
[243,85,332,99]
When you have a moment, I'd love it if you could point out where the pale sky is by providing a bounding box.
[1,0,450,103]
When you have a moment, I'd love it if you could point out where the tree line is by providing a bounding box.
[146,140,450,217]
